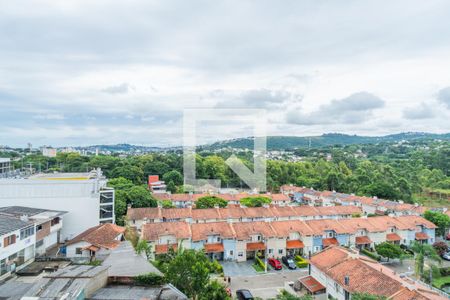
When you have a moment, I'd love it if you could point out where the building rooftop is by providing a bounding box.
[0,214,30,236]
[102,241,163,277]
[89,284,188,300]
[66,223,125,250]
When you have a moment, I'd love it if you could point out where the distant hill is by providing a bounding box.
[203,132,450,150]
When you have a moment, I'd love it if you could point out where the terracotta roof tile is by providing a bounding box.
[355,236,372,245]
[155,243,177,254]
[142,222,191,241]
[386,233,401,242]
[246,242,266,251]
[415,232,429,240]
[322,237,339,247]
[270,220,314,237]
[286,240,304,249]
[191,222,235,242]
[204,243,224,253]
[299,276,326,293]
[67,223,125,250]
[233,221,277,240]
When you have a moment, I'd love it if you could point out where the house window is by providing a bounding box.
[75,248,82,255]
[229,250,234,256]
[36,224,43,232]
[257,235,261,241]
[217,237,221,242]
[3,235,16,247]
[36,240,44,248]
[269,249,273,254]
[238,252,243,257]
[278,249,283,255]
[20,226,35,240]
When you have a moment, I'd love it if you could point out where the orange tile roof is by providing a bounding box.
[310,246,349,270]
[386,233,401,242]
[415,232,429,240]
[396,215,437,229]
[142,222,191,241]
[271,194,290,201]
[155,243,177,254]
[246,242,266,251]
[232,221,277,239]
[161,208,191,220]
[286,240,304,249]
[204,243,224,253]
[306,219,350,235]
[191,222,235,242]
[322,237,339,247]
[355,236,372,245]
[299,276,326,293]
[270,220,314,236]
[127,207,161,220]
[191,208,221,220]
[66,223,125,250]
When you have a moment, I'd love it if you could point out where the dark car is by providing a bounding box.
[236,289,254,300]
[282,256,297,269]
[268,257,283,270]
[400,244,414,255]
[442,252,450,261]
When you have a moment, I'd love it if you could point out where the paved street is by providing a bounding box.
[383,258,450,276]
[227,268,309,299]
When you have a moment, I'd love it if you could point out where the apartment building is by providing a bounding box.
[127,205,362,230]
[0,158,11,175]
[140,215,437,262]
[305,246,447,300]
[0,169,115,241]
[0,206,66,280]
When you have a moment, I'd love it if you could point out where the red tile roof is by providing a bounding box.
[322,238,339,247]
[299,276,326,293]
[141,222,191,241]
[191,222,235,242]
[246,242,266,251]
[415,232,429,240]
[386,233,401,242]
[66,223,125,250]
[204,243,224,253]
[355,236,372,245]
[232,221,277,239]
[286,240,304,249]
[155,243,177,254]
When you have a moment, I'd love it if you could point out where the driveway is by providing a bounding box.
[221,261,257,277]
[228,270,309,299]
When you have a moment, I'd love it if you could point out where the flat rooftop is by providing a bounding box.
[88,284,188,300]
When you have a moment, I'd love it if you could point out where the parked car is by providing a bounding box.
[268,258,282,270]
[442,252,450,261]
[282,256,297,269]
[400,244,414,255]
[236,289,254,300]
[446,233,450,241]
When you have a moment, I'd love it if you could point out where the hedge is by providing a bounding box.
[361,249,381,261]
[294,255,309,268]
[255,256,266,270]
[134,273,166,286]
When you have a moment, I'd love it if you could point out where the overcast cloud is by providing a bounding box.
[1,0,450,147]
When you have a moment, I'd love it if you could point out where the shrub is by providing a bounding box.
[361,249,381,261]
[134,272,166,286]
[256,256,266,270]
[440,267,450,276]
[433,241,448,256]
[209,259,223,274]
[294,255,309,268]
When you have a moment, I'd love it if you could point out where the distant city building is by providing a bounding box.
[41,146,57,157]
[0,206,66,280]
[0,158,11,175]
[0,169,115,241]
[148,175,167,194]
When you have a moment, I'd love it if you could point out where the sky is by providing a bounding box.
[1,0,450,147]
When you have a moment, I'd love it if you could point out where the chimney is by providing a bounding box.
[20,214,29,222]
[344,275,350,286]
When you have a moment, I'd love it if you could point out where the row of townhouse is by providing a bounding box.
[0,206,66,280]
[280,184,440,216]
[139,215,437,262]
[127,205,362,229]
[153,192,291,207]
[303,245,447,300]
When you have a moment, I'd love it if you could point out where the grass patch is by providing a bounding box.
[432,276,450,289]
[252,263,265,273]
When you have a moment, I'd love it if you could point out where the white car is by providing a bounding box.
[442,252,450,261]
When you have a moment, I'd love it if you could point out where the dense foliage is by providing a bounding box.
[374,242,403,261]
[195,196,227,209]
[424,211,450,237]
[240,196,271,207]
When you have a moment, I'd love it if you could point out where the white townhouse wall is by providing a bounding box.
[235,240,247,262]
[0,172,114,241]
[266,237,286,258]
[0,222,36,280]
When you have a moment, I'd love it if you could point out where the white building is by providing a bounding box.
[0,169,114,241]
[0,158,11,175]
[41,147,57,157]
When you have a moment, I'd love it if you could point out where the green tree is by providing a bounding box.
[162,170,183,186]
[107,177,134,190]
[128,186,157,208]
[112,165,144,184]
[198,280,230,300]
[165,250,211,299]
[195,196,227,209]
[410,241,441,278]
[375,242,403,261]
[424,210,450,237]
[135,239,151,259]
[161,199,175,208]
[240,196,271,207]
[114,190,128,225]
[166,181,177,193]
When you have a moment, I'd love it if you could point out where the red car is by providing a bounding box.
[268,258,282,270]
[446,233,450,241]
